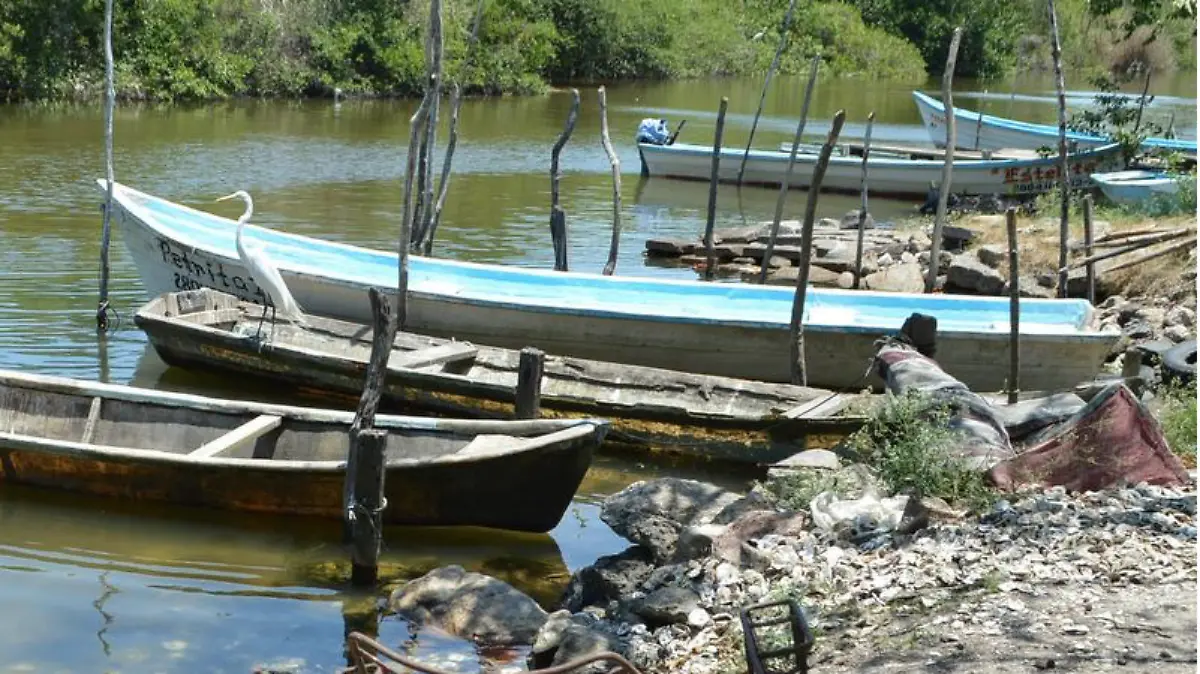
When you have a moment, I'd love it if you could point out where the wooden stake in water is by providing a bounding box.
[853,112,875,290]
[791,110,846,386]
[759,55,820,284]
[925,26,964,294]
[398,82,434,329]
[704,97,729,281]
[550,89,581,272]
[736,0,799,184]
[515,347,545,419]
[1006,208,1021,404]
[425,82,461,256]
[599,87,622,276]
[344,287,393,551]
[347,427,387,586]
[1082,193,1095,304]
[1047,0,1070,298]
[414,0,444,250]
[97,0,116,332]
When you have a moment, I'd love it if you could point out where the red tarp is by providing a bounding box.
[989,384,1191,492]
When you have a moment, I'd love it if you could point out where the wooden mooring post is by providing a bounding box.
[704,97,730,281]
[550,89,581,272]
[515,347,545,419]
[1047,0,1070,298]
[97,0,116,331]
[737,0,799,184]
[790,110,846,386]
[345,288,394,585]
[1082,193,1095,304]
[853,112,875,289]
[925,26,964,294]
[599,86,622,276]
[1006,208,1020,404]
[759,55,820,284]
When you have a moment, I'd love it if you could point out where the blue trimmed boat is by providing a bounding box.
[101,180,1120,391]
[912,91,1197,154]
[1090,170,1182,205]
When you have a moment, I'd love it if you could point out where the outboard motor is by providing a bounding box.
[636,118,671,145]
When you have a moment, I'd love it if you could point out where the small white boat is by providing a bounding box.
[101,180,1120,391]
[636,140,1123,198]
[912,90,1198,154]
[1090,170,1181,205]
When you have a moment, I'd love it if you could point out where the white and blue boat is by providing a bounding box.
[912,91,1198,155]
[102,180,1119,391]
[1090,170,1182,205]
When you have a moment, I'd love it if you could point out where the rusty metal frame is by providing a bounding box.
[343,631,644,674]
[739,599,814,674]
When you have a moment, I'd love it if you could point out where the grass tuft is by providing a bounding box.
[1154,382,1197,468]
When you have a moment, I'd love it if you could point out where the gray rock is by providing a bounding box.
[1122,320,1156,341]
[1166,305,1196,328]
[946,254,1006,295]
[644,239,696,256]
[389,565,547,646]
[600,479,744,563]
[817,217,840,229]
[766,255,791,268]
[836,271,856,289]
[762,265,842,287]
[774,449,841,470]
[559,546,656,613]
[675,524,727,561]
[529,610,626,674]
[877,252,894,267]
[864,262,924,293]
[900,250,917,264]
[976,244,1007,269]
[1164,324,1192,343]
[630,587,701,628]
[840,209,875,230]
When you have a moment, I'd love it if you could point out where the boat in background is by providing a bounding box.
[101,180,1120,391]
[0,368,604,532]
[912,90,1198,155]
[1090,170,1182,205]
[637,140,1122,198]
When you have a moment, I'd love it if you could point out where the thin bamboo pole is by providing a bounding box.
[1063,230,1195,271]
[1103,237,1197,274]
[550,89,581,272]
[414,0,444,250]
[758,55,820,284]
[737,0,799,184]
[424,82,460,256]
[925,26,964,294]
[97,0,116,331]
[1006,207,1020,404]
[1082,193,1095,303]
[704,97,730,281]
[853,112,875,289]
[1047,0,1070,297]
[790,110,846,386]
[398,83,435,328]
[599,86,622,276]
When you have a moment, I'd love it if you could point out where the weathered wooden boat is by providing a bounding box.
[1090,170,1181,205]
[636,138,1122,197]
[912,90,1198,155]
[103,180,1120,391]
[134,288,862,464]
[0,368,606,532]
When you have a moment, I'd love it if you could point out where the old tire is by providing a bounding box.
[1162,339,1196,385]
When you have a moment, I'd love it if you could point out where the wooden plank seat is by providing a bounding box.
[189,414,282,458]
[390,342,478,370]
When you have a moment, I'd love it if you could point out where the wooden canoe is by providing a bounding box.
[133,288,863,465]
[103,181,1120,391]
[912,90,1198,155]
[0,368,606,533]
[637,138,1123,198]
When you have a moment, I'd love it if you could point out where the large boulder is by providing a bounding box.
[863,262,924,293]
[945,253,1006,295]
[600,478,775,563]
[628,587,701,628]
[388,566,547,646]
[529,611,626,674]
[558,546,656,613]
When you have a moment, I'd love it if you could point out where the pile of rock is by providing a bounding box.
[382,475,1197,673]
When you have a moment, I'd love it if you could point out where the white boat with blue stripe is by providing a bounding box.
[102,180,1119,391]
[912,90,1197,155]
[1090,170,1182,205]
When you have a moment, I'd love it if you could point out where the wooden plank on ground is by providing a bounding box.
[390,342,478,370]
[783,393,850,420]
[189,414,282,458]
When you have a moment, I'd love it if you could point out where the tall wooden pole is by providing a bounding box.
[759,55,820,284]
[853,112,875,289]
[925,26,964,294]
[1006,208,1021,404]
[599,86,622,276]
[1047,0,1070,298]
[704,97,729,281]
[737,0,799,184]
[550,89,580,272]
[97,0,115,331]
[791,110,846,386]
[398,83,434,329]
[424,82,460,256]
[414,0,444,250]
[1082,193,1095,304]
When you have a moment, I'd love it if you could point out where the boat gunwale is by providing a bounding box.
[107,180,1119,342]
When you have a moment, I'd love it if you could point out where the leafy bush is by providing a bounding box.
[1155,382,1197,467]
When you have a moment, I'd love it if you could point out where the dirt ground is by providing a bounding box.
[814,580,1197,673]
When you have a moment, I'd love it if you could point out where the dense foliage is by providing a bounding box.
[0,0,1193,102]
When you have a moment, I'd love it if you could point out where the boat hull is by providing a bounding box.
[1091,170,1181,205]
[106,181,1120,392]
[0,370,603,532]
[637,141,1123,197]
[912,91,1198,154]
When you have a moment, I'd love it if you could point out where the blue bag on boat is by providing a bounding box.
[636,118,671,145]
